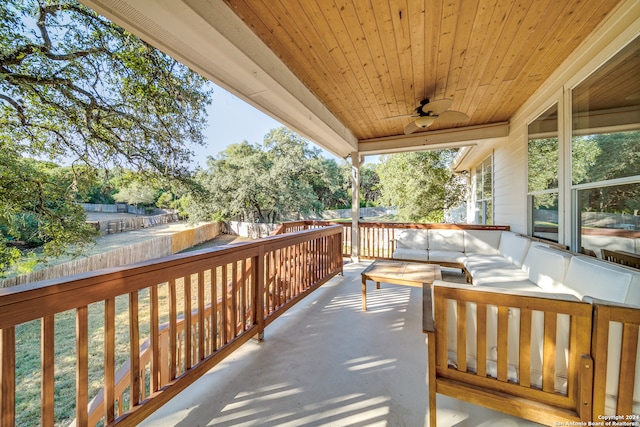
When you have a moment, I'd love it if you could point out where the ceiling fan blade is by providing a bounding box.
[403,120,421,135]
[421,98,453,114]
[436,110,469,124]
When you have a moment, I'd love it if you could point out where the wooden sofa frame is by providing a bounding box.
[423,283,640,426]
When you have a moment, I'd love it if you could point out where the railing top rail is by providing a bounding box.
[0,224,342,329]
[277,220,511,231]
[357,222,510,230]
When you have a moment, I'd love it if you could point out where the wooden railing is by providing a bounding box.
[0,225,342,427]
[602,249,640,269]
[273,221,510,259]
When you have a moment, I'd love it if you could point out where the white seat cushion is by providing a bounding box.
[498,232,531,268]
[522,246,573,292]
[464,230,502,254]
[563,256,633,303]
[428,229,464,252]
[428,250,466,264]
[394,229,428,250]
[392,248,428,262]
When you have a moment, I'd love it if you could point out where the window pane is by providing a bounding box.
[475,201,483,223]
[483,159,492,200]
[528,104,558,192]
[572,37,640,185]
[485,201,493,225]
[578,183,640,257]
[532,193,558,242]
[572,130,640,185]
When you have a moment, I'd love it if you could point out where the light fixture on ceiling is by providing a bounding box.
[414,116,436,128]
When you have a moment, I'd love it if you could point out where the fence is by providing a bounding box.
[89,213,181,235]
[81,203,174,216]
[0,223,221,288]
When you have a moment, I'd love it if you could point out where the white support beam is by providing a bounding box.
[358,122,510,155]
[350,152,361,262]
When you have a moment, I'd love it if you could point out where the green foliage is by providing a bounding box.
[0,0,211,273]
[0,0,211,176]
[376,150,466,223]
[0,152,99,276]
[113,181,157,207]
[528,137,559,193]
[189,127,351,223]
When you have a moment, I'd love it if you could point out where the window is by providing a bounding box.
[475,156,493,225]
[571,37,640,257]
[528,104,559,242]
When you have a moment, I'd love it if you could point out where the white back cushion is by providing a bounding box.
[428,229,465,252]
[563,256,632,303]
[498,232,531,268]
[394,229,428,250]
[464,230,502,254]
[523,246,573,292]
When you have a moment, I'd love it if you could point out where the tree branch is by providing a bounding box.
[0,94,26,124]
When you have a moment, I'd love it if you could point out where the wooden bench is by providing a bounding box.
[423,282,639,426]
[602,249,640,270]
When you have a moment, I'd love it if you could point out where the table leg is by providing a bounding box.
[376,281,380,289]
[361,276,367,311]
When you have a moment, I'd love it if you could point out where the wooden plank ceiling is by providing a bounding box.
[223,0,624,144]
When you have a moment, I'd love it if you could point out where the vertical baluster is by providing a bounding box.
[617,323,639,414]
[476,303,487,377]
[168,279,177,379]
[198,271,205,361]
[76,306,89,427]
[456,301,467,372]
[222,264,230,343]
[129,292,140,407]
[278,248,284,305]
[184,276,192,370]
[232,261,239,336]
[543,311,557,392]
[284,247,289,301]
[497,306,509,382]
[255,249,265,341]
[150,285,160,391]
[310,239,316,283]
[294,245,300,295]
[240,259,246,332]
[104,297,116,423]
[41,315,54,426]
[212,268,218,352]
[519,308,532,387]
[265,253,272,315]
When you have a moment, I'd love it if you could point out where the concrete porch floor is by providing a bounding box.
[140,261,543,427]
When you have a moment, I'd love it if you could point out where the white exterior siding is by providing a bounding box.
[493,123,528,233]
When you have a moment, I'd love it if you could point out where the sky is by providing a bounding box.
[194,82,346,169]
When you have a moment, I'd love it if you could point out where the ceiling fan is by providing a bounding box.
[396,98,469,135]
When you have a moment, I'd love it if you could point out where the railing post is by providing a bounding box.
[350,152,360,262]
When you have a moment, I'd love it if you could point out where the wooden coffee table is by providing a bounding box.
[361,260,442,310]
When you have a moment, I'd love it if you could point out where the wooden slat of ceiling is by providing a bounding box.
[223,0,624,142]
[370,0,412,128]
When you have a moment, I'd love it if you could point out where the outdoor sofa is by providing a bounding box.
[391,227,640,425]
